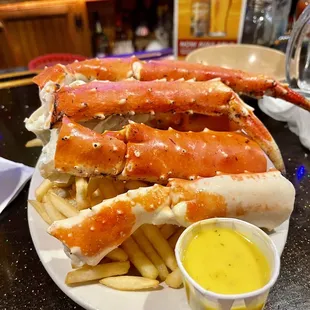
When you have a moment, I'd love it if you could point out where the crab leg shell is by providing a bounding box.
[53,119,267,181]
[48,184,175,266]
[148,113,232,131]
[227,93,284,173]
[53,80,284,172]
[33,57,138,89]
[121,123,267,182]
[52,80,233,125]
[169,170,295,231]
[133,60,310,111]
[55,116,126,177]
[48,171,295,266]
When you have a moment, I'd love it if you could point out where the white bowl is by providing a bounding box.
[186,44,286,81]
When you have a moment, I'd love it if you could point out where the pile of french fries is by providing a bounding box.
[29,176,185,291]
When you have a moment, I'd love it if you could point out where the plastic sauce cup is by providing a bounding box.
[175,218,280,310]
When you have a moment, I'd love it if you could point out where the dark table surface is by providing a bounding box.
[0,84,309,310]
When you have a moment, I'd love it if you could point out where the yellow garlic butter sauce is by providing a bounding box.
[182,226,270,295]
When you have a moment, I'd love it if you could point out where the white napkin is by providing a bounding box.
[0,157,34,214]
[258,96,310,150]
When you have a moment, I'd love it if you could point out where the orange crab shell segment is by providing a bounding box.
[135,60,277,89]
[52,79,233,124]
[50,200,136,258]
[33,57,138,88]
[32,64,66,89]
[48,184,172,265]
[121,123,267,182]
[149,113,232,132]
[168,170,295,229]
[66,57,137,81]
[134,60,310,111]
[55,116,126,177]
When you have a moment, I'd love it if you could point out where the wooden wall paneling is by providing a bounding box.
[4,20,23,67]
[73,0,91,57]
[43,17,59,53]
[0,1,69,20]
[24,18,39,58]
[32,18,47,56]
[18,20,31,66]
[0,20,14,69]
[67,3,80,55]
[67,0,91,56]
[0,0,91,70]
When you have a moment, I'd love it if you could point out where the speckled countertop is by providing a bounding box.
[0,84,309,310]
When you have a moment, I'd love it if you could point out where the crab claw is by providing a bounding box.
[228,93,284,173]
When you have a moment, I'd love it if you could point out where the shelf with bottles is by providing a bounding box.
[87,0,173,57]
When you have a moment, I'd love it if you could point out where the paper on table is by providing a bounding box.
[258,96,310,151]
[0,157,34,214]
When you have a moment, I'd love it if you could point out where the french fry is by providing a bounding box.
[48,192,79,218]
[106,248,128,262]
[125,180,148,190]
[65,261,130,284]
[25,138,43,147]
[28,200,52,225]
[35,179,53,202]
[87,177,100,197]
[75,177,90,210]
[121,237,158,279]
[98,178,118,199]
[43,195,66,222]
[165,267,183,289]
[141,224,178,271]
[100,276,159,291]
[168,227,185,249]
[132,228,169,281]
[160,224,178,239]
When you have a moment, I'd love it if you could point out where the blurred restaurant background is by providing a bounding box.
[0,0,308,73]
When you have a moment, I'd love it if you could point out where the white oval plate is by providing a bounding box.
[28,164,289,310]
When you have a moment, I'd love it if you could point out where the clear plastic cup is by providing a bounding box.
[175,218,280,310]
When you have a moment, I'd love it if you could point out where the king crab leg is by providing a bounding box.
[52,118,268,182]
[53,80,284,172]
[48,170,295,266]
[133,60,310,111]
